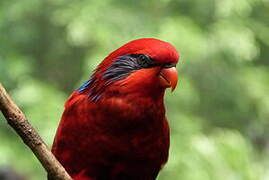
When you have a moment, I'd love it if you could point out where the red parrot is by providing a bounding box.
[51,38,179,180]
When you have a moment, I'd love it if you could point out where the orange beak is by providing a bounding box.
[158,67,178,92]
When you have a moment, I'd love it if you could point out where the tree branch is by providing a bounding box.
[0,83,72,180]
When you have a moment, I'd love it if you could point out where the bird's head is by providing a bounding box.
[78,38,179,101]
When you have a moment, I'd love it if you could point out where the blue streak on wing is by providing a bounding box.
[77,79,92,93]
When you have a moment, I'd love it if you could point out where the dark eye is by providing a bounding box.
[163,63,176,68]
[137,54,155,68]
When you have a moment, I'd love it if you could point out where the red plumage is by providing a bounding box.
[51,38,179,180]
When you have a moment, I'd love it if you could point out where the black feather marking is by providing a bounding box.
[102,54,158,85]
[77,54,158,102]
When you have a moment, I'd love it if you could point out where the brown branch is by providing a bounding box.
[0,83,72,180]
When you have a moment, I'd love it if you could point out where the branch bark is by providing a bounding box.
[0,83,72,180]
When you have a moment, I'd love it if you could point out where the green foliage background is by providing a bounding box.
[0,0,269,179]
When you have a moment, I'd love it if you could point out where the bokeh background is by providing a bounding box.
[1,0,269,179]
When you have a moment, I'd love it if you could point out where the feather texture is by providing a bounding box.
[51,38,179,180]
